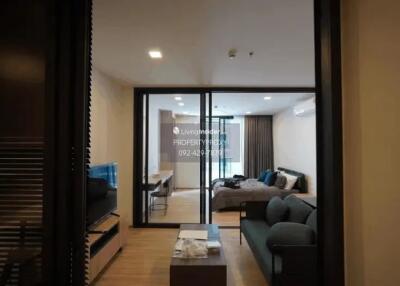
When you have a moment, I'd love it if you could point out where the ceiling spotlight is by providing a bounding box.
[148,50,162,59]
[246,111,252,114]
[178,102,184,106]
[174,96,182,101]
[264,96,272,100]
[228,48,237,59]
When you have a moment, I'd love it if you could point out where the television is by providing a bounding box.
[87,163,118,226]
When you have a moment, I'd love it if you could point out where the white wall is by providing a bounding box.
[147,96,160,174]
[273,106,316,195]
[90,68,133,226]
[174,115,200,188]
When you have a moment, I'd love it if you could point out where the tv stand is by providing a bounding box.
[87,213,122,283]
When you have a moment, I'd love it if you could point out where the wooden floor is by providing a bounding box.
[149,189,240,226]
[94,228,268,286]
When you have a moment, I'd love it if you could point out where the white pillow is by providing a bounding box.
[282,173,298,190]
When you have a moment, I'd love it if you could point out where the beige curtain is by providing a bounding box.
[244,116,274,178]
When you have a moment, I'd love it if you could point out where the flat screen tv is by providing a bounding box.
[87,163,118,226]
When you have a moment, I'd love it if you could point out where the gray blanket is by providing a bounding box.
[211,179,297,211]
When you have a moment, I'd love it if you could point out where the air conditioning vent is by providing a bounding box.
[293,97,316,117]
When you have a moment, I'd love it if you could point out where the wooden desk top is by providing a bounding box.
[143,170,173,191]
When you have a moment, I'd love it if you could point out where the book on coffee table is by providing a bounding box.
[178,230,208,240]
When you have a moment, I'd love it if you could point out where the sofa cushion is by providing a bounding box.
[284,195,313,223]
[241,219,275,279]
[266,196,288,226]
[306,209,317,234]
[266,222,315,252]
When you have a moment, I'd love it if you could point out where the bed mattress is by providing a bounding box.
[211,179,297,211]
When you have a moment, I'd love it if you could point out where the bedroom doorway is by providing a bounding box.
[137,91,212,226]
[134,88,315,228]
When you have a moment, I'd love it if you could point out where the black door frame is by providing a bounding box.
[133,87,315,228]
[44,0,92,285]
[138,91,210,227]
[314,0,344,284]
[45,0,344,285]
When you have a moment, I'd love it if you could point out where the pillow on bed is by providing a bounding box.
[274,174,287,189]
[264,171,277,186]
[258,170,271,182]
[282,172,298,190]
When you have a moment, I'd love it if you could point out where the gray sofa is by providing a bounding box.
[240,195,317,286]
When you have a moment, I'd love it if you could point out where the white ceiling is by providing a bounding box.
[150,93,314,116]
[93,0,315,87]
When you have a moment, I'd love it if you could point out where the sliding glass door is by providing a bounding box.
[140,92,211,225]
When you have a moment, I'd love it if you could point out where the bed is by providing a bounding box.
[211,167,307,211]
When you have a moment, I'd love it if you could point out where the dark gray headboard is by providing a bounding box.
[277,167,308,193]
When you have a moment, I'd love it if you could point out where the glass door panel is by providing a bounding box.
[143,93,202,224]
[209,92,245,227]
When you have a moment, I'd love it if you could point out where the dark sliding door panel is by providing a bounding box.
[45,0,92,285]
[0,0,92,285]
[0,1,47,285]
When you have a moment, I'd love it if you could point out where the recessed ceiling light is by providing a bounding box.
[178,102,184,106]
[174,96,182,101]
[246,111,252,114]
[148,50,162,59]
[264,96,272,100]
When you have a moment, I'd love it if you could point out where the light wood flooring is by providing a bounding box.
[149,189,240,226]
[94,228,268,286]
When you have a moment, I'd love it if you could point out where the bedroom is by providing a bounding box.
[136,91,317,227]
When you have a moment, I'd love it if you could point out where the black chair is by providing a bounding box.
[150,178,173,215]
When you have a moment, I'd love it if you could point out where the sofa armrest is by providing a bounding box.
[240,201,268,220]
[272,245,317,286]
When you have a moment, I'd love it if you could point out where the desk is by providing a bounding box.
[142,170,174,223]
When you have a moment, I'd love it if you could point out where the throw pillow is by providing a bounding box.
[264,171,277,186]
[257,170,270,182]
[284,195,313,223]
[306,209,318,235]
[265,196,288,225]
[282,173,298,190]
[274,174,287,189]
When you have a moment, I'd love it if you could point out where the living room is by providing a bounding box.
[88,0,317,285]
[3,0,399,285]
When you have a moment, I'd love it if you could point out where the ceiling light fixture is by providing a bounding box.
[228,48,237,59]
[246,111,252,114]
[178,102,184,106]
[183,111,189,114]
[264,96,272,100]
[148,50,162,59]
[174,96,182,101]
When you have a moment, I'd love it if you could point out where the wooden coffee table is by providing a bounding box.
[170,224,227,286]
